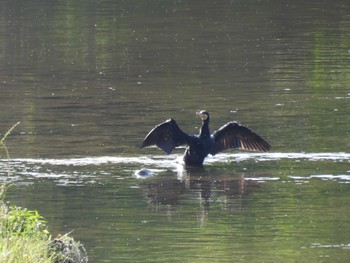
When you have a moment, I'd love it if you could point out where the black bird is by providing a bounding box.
[141,110,271,166]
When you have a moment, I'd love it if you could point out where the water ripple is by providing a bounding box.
[0,152,349,185]
[8,152,350,166]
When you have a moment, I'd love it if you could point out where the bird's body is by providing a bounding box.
[141,110,271,166]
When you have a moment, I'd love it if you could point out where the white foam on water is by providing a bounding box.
[1,152,349,184]
[208,152,350,163]
[7,152,350,166]
[244,177,280,182]
[310,243,350,249]
[289,174,350,184]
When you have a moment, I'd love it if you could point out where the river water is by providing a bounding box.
[1,1,350,262]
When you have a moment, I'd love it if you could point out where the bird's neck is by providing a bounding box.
[199,120,210,139]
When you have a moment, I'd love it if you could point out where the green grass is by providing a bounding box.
[0,236,53,263]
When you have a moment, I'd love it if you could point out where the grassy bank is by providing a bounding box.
[0,193,88,262]
[0,184,52,262]
[0,235,52,263]
[0,124,87,263]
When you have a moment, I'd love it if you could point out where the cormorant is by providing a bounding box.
[141,110,271,166]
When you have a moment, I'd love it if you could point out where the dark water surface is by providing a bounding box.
[1,1,350,262]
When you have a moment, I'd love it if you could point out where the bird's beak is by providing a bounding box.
[196,111,207,120]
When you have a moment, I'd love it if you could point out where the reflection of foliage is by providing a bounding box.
[2,1,131,77]
[308,27,350,151]
[311,29,350,87]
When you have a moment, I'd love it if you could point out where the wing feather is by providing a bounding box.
[211,122,271,154]
[141,119,191,154]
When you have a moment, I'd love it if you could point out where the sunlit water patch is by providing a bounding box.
[290,174,350,184]
[310,243,350,249]
[244,176,280,182]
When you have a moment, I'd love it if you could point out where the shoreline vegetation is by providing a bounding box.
[0,123,88,263]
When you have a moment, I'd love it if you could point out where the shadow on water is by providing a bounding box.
[139,165,266,217]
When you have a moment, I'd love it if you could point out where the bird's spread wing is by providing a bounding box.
[141,119,192,154]
[210,122,271,155]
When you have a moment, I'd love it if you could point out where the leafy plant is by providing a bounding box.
[1,206,49,238]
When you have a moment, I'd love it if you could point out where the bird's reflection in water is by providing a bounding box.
[139,165,267,224]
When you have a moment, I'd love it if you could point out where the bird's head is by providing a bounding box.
[196,110,209,121]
